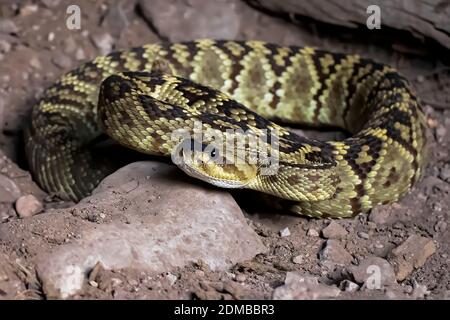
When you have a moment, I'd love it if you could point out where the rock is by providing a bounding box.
[0,38,11,54]
[357,231,370,239]
[35,161,266,299]
[0,20,19,34]
[75,48,86,60]
[165,273,177,286]
[273,272,340,300]
[369,204,396,224]
[319,240,353,268]
[90,33,114,55]
[350,257,396,289]
[410,280,430,299]
[389,235,437,281]
[15,194,43,218]
[280,227,290,237]
[138,0,240,42]
[322,221,348,239]
[0,174,21,203]
[19,4,38,16]
[292,255,303,264]
[340,279,359,292]
[40,0,61,8]
[234,274,246,282]
[29,56,42,69]
[307,228,319,237]
[439,165,450,182]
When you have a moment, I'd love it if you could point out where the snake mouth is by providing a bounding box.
[171,139,257,189]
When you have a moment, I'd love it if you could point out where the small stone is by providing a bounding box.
[273,272,340,300]
[15,194,43,218]
[358,231,370,239]
[292,255,303,264]
[234,274,246,282]
[29,56,42,69]
[48,32,55,42]
[0,39,11,53]
[307,228,319,237]
[280,227,291,237]
[0,174,21,203]
[75,48,86,60]
[319,240,353,267]
[435,220,447,233]
[19,4,38,16]
[439,165,450,182]
[350,257,396,288]
[165,273,177,286]
[0,20,19,34]
[88,280,98,288]
[111,278,122,287]
[416,75,425,82]
[389,235,436,281]
[411,280,430,299]
[340,280,359,292]
[322,221,348,239]
[63,37,77,54]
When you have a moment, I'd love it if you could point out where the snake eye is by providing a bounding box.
[210,148,217,158]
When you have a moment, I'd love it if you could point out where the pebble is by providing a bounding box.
[434,220,447,233]
[48,32,55,42]
[0,174,21,203]
[273,272,340,300]
[91,33,114,55]
[307,228,319,237]
[292,255,303,264]
[29,56,42,69]
[322,221,348,239]
[340,280,359,292]
[358,231,370,239]
[15,194,43,218]
[439,165,450,182]
[88,280,98,288]
[75,48,86,60]
[0,20,19,34]
[389,235,436,281]
[319,240,353,267]
[369,206,391,224]
[165,273,177,286]
[52,55,72,69]
[436,125,447,143]
[280,227,290,237]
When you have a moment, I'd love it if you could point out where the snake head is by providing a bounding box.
[172,138,259,188]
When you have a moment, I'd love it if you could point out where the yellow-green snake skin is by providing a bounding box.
[25,40,427,218]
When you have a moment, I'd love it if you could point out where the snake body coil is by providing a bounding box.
[25,40,427,218]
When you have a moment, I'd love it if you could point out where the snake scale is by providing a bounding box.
[25,40,427,218]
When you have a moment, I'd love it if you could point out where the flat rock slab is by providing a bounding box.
[19,162,266,298]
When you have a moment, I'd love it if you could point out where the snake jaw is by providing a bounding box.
[171,139,258,188]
